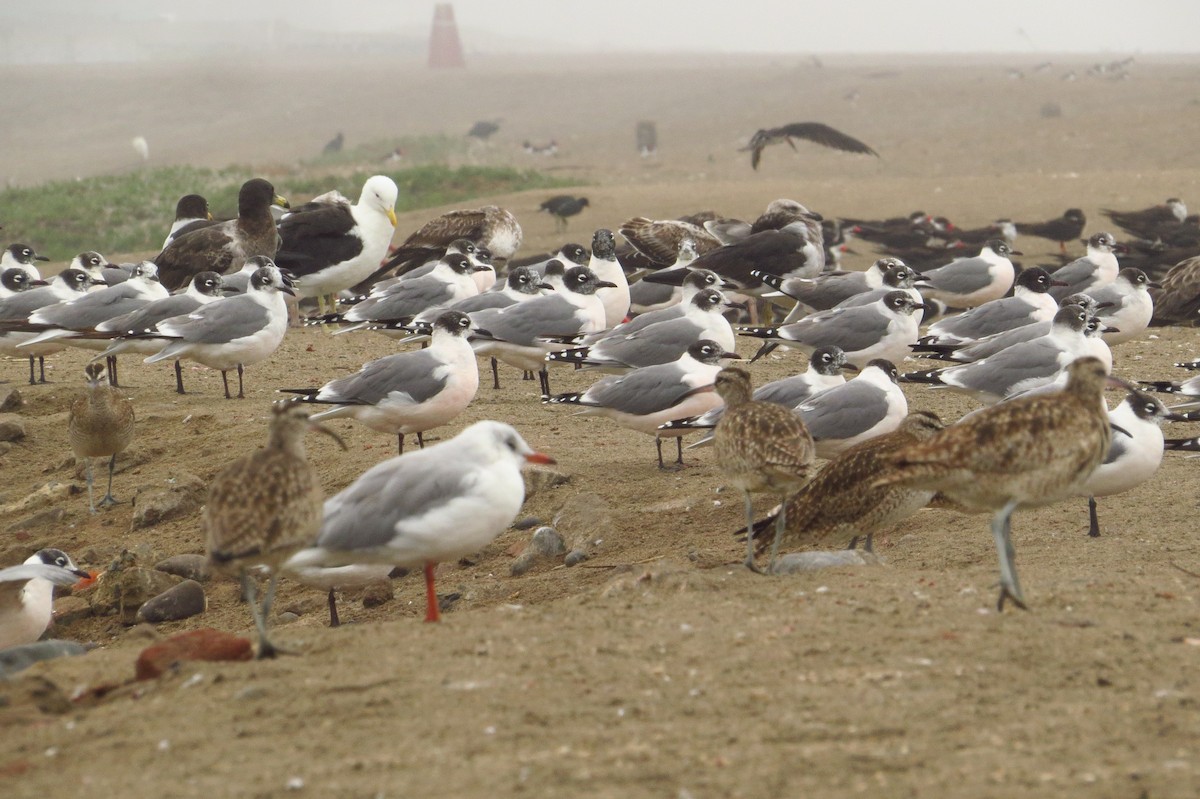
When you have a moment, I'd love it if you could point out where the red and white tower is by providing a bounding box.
[428,4,465,69]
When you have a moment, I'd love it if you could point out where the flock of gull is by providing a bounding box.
[3,173,1200,658]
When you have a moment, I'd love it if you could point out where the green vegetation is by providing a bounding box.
[0,138,574,259]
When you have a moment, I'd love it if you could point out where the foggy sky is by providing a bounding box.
[352,0,1200,54]
[4,0,1199,55]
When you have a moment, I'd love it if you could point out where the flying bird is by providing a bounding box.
[741,122,878,170]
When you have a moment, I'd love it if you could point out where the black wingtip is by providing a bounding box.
[900,369,946,385]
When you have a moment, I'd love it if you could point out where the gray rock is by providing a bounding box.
[770,549,883,575]
[136,580,207,623]
[130,473,206,530]
[510,527,566,576]
[0,640,88,678]
[564,549,590,567]
[524,467,571,498]
[155,554,211,582]
[0,415,26,442]
[0,388,22,413]
[529,526,566,558]
[512,516,543,531]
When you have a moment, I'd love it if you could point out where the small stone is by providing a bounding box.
[154,554,211,582]
[135,628,253,680]
[130,473,207,530]
[512,516,543,531]
[770,549,882,575]
[0,388,23,413]
[136,580,207,623]
[0,442,11,457]
[276,611,300,624]
[564,549,589,567]
[0,641,88,678]
[0,415,25,442]
[524,467,571,497]
[89,562,182,624]
[529,527,566,558]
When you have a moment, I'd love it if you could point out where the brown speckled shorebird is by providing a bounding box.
[743,410,946,558]
[712,366,816,572]
[205,401,346,658]
[874,357,1120,611]
[68,363,135,513]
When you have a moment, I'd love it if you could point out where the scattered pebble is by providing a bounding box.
[0,387,23,413]
[0,415,26,442]
[529,526,566,557]
[564,549,589,567]
[511,526,567,575]
[154,554,211,582]
[136,579,207,623]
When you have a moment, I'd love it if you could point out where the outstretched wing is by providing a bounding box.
[776,122,878,157]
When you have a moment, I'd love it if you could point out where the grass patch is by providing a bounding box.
[0,139,575,260]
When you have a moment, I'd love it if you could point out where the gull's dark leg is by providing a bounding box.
[236,363,245,399]
[1087,496,1101,538]
[221,370,232,399]
[174,360,186,394]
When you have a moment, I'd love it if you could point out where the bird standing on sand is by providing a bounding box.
[1015,208,1086,254]
[712,367,816,572]
[144,260,294,399]
[274,175,398,316]
[281,311,481,454]
[287,421,554,623]
[742,411,945,558]
[874,357,1118,611]
[741,122,878,170]
[205,402,346,658]
[0,549,90,650]
[68,363,135,513]
[539,195,589,232]
[1081,390,1182,538]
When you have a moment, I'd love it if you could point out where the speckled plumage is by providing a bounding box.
[205,401,344,657]
[712,366,815,570]
[875,357,1114,610]
[752,411,946,554]
[68,363,134,512]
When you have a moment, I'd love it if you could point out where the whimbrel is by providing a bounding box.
[743,410,946,557]
[68,363,135,512]
[205,401,345,657]
[875,357,1118,610]
[712,366,816,572]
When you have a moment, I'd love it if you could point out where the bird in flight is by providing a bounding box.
[741,122,878,170]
